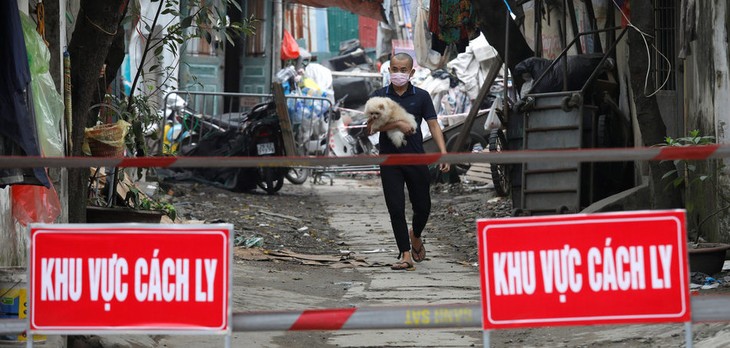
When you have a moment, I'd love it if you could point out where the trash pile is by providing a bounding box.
[690,266,730,292]
[281,34,509,139]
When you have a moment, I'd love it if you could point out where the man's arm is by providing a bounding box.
[368,119,415,135]
[426,119,447,154]
[427,119,451,172]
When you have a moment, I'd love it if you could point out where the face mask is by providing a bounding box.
[390,72,410,87]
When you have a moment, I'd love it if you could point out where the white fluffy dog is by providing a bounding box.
[364,97,417,148]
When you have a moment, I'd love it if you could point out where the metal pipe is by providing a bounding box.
[566,0,582,54]
[534,0,542,57]
[0,319,26,335]
[504,7,510,123]
[578,27,629,95]
[561,0,568,91]
[584,0,603,53]
[527,26,623,94]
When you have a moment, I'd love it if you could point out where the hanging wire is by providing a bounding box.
[610,0,672,98]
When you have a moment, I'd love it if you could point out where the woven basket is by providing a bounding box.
[84,121,130,157]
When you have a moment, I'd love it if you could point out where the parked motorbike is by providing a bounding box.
[234,102,286,194]
[179,101,286,195]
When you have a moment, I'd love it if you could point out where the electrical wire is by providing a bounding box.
[502,0,514,15]
[610,0,672,98]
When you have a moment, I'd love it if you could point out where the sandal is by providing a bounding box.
[390,260,415,271]
[412,243,426,263]
[410,229,426,263]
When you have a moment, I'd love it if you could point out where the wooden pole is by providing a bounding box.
[272,82,297,156]
[451,58,502,152]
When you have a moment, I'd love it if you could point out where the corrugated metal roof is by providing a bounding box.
[288,0,385,22]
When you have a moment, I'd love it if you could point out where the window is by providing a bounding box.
[184,0,220,56]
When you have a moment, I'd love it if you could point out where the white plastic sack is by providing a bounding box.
[447,48,481,101]
[304,63,333,92]
[484,96,503,131]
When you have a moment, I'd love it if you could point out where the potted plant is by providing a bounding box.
[661,130,730,275]
[86,165,177,223]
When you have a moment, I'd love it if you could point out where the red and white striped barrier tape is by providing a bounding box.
[235,303,481,331]
[231,296,730,331]
[436,109,490,119]
[338,107,489,119]
[3,297,730,334]
[340,124,367,129]
[0,144,722,169]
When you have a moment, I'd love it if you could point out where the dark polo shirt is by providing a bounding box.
[370,83,437,154]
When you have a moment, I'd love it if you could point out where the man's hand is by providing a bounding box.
[426,119,450,173]
[396,121,416,135]
[372,120,415,135]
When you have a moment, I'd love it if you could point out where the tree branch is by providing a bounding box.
[126,0,165,112]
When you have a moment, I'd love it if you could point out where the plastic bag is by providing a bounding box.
[20,12,64,157]
[11,184,62,226]
[304,63,333,91]
[281,29,300,61]
[484,96,503,131]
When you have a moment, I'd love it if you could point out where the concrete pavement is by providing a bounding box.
[314,178,483,347]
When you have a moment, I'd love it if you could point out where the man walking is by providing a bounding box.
[368,53,450,271]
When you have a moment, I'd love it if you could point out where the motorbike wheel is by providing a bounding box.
[285,167,310,185]
[445,132,488,175]
[488,129,510,197]
[258,168,284,194]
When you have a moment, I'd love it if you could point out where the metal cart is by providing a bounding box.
[509,27,634,216]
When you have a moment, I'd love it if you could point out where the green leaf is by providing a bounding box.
[661,170,678,180]
[180,15,194,28]
[228,0,242,12]
[673,177,684,187]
